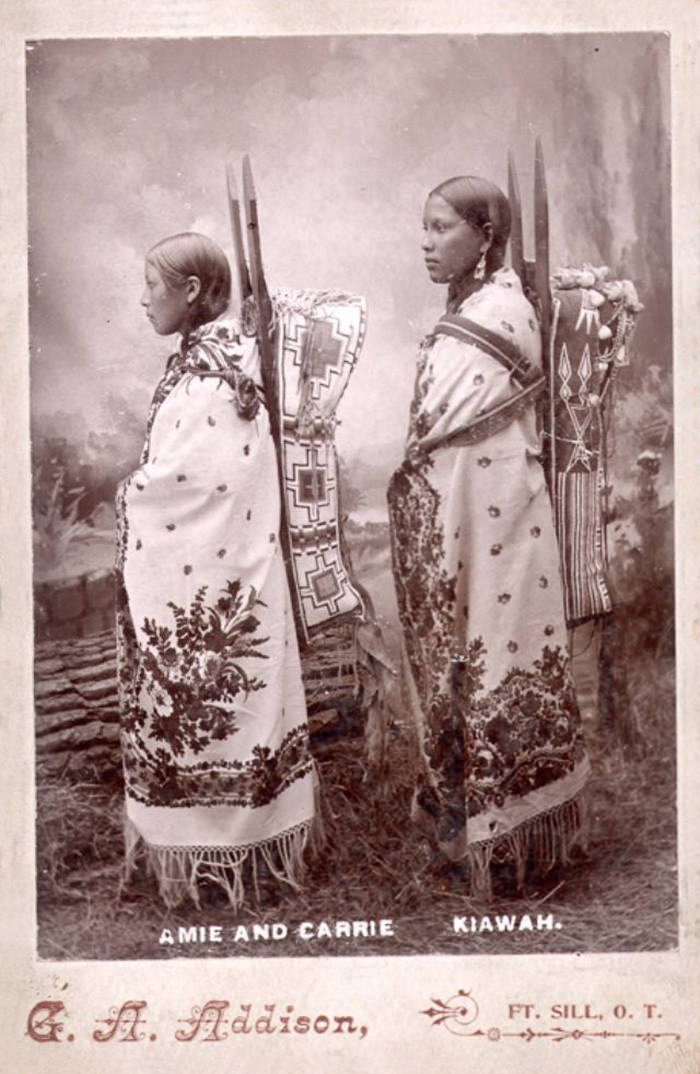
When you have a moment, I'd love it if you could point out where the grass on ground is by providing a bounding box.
[36,655,677,962]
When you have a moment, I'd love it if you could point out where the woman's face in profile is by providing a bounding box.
[141,261,192,336]
[421,193,485,285]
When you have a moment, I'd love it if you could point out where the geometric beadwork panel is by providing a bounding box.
[556,469,612,624]
[543,266,640,628]
[547,285,617,625]
[294,546,361,626]
[274,290,367,640]
[286,442,333,525]
[276,291,366,425]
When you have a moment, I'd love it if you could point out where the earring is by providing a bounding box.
[474,251,487,281]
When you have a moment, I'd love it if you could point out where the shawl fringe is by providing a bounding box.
[465,791,590,901]
[123,803,325,911]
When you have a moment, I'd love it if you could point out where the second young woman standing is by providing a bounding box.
[388,177,589,897]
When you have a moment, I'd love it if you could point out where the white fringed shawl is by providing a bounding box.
[116,317,318,907]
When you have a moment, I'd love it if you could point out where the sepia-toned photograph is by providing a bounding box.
[27,32,675,963]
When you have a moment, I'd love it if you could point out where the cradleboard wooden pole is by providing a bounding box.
[507,150,525,286]
[227,157,307,646]
[225,162,252,303]
[533,138,554,495]
[508,142,554,493]
[533,137,551,346]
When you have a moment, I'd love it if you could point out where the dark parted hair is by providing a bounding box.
[430,176,511,278]
[146,232,231,332]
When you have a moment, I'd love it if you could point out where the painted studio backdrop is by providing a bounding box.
[28,34,674,959]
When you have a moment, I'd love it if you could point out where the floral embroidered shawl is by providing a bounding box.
[116,317,318,908]
[388,268,589,897]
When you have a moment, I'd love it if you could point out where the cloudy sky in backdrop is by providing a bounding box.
[27,33,670,476]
